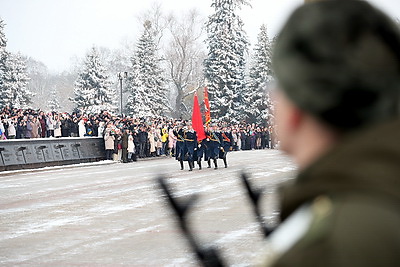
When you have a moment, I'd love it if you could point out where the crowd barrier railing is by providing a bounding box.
[0,137,105,171]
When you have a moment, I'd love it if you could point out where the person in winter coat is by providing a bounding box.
[25,117,33,139]
[132,127,140,158]
[6,119,16,139]
[161,125,169,155]
[16,118,26,139]
[61,115,72,137]
[91,119,99,137]
[113,128,122,161]
[264,127,270,149]
[148,127,156,157]
[155,127,163,156]
[255,128,262,149]
[98,121,105,137]
[137,126,148,158]
[127,130,136,162]
[78,119,86,137]
[168,127,176,157]
[46,113,54,137]
[103,127,115,160]
[54,115,62,138]
[231,129,239,151]
[38,114,47,138]
[31,116,41,138]
[257,1,400,266]
[85,121,94,137]
[121,128,129,163]
[239,129,246,150]
[0,120,6,140]
[70,117,79,137]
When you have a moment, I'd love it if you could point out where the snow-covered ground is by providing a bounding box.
[0,149,296,266]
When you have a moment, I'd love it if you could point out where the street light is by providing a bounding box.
[117,71,128,115]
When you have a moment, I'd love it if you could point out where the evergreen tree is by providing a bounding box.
[204,0,249,122]
[7,53,33,108]
[47,87,60,112]
[0,18,33,109]
[244,24,274,125]
[0,18,11,108]
[0,18,6,51]
[125,21,170,117]
[71,47,116,114]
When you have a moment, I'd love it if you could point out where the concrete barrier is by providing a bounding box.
[0,137,105,171]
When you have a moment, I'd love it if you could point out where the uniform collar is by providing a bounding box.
[279,119,400,221]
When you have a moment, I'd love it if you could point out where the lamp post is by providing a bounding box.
[117,72,128,115]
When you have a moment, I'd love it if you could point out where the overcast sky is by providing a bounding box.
[1,0,400,73]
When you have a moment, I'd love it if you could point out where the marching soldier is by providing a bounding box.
[203,125,212,168]
[183,122,197,171]
[173,122,185,170]
[219,126,233,168]
[195,138,206,170]
[205,123,222,169]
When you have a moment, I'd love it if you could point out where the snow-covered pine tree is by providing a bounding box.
[125,21,170,117]
[47,87,60,112]
[0,18,12,108]
[0,18,5,51]
[0,19,33,109]
[71,47,116,114]
[204,0,249,123]
[244,24,274,125]
[6,53,33,109]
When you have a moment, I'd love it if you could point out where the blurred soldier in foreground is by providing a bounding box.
[260,0,400,266]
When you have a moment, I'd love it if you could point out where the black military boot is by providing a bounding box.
[180,160,184,170]
[207,159,211,168]
[189,161,193,171]
[223,158,227,168]
[198,160,202,170]
[214,159,218,170]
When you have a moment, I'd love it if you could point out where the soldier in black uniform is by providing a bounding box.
[219,126,233,168]
[183,122,197,171]
[195,138,206,170]
[173,122,185,170]
[203,125,211,168]
[205,123,221,169]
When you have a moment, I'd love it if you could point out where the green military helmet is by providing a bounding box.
[273,0,400,131]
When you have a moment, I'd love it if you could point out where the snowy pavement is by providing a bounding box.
[0,150,296,266]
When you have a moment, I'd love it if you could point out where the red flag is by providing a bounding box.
[192,92,206,141]
[203,87,211,125]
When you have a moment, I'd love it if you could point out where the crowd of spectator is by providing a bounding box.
[0,106,278,160]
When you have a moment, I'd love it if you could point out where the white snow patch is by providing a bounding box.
[215,224,258,244]
[136,225,161,233]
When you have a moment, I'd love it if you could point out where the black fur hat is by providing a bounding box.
[273,0,400,131]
